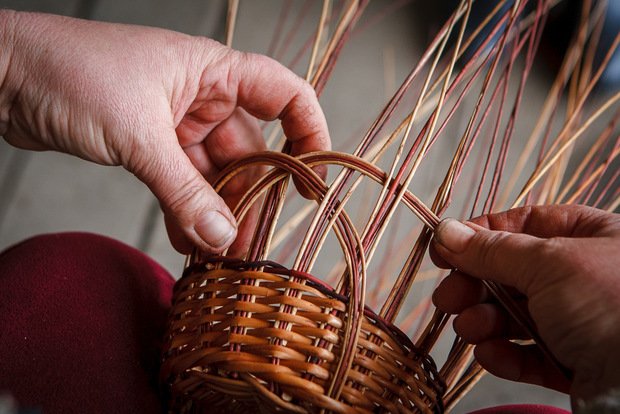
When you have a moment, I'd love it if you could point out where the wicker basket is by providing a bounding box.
[161,257,444,413]
[159,151,451,413]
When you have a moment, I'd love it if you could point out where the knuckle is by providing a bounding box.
[162,177,208,223]
[236,51,275,76]
[475,230,511,269]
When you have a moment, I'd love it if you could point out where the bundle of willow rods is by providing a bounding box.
[161,1,619,412]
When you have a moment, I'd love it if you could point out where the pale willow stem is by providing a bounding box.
[513,90,620,207]
[541,10,592,205]
[302,2,464,273]
[556,115,615,202]
[310,0,360,88]
[513,30,620,206]
[292,1,365,270]
[497,0,594,207]
[363,0,512,171]
[270,202,315,249]
[306,0,331,80]
[542,1,608,206]
[360,0,525,170]
[270,3,367,270]
[437,0,524,214]
[364,0,471,267]
[362,96,439,163]
[360,0,467,252]
[225,0,239,47]
[269,68,440,258]
[542,150,573,205]
[564,149,619,205]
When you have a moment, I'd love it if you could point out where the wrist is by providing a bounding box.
[0,9,19,136]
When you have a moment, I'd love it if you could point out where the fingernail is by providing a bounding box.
[434,218,476,253]
[195,211,236,249]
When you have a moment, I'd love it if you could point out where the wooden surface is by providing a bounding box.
[0,0,570,411]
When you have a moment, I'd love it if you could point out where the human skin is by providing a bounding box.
[431,204,620,405]
[0,10,330,254]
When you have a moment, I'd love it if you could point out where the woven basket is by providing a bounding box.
[161,258,444,413]
[160,153,447,413]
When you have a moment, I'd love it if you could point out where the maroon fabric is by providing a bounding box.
[467,404,570,413]
[0,233,175,413]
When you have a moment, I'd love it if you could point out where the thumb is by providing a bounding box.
[432,218,547,294]
[127,134,237,253]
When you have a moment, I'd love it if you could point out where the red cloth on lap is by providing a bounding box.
[0,233,175,413]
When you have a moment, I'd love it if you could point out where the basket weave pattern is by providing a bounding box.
[161,259,444,413]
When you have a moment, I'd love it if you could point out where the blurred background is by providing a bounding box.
[3,0,611,411]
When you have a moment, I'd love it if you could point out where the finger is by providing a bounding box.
[127,129,237,253]
[454,303,530,344]
[432,218,547,294]
[231,52,331,177]
[470,205,619,238]
[183,143,217,180]
[475,339,572,393]
[205,108,265,170]
[432,271,490,314]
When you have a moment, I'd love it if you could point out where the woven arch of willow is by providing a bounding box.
[161,0,619,412]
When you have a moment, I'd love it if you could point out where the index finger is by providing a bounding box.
[232,52,331,162]
[469,204,619,238]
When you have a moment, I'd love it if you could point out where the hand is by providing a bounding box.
[0,10,330,254]
[430,205,620,402]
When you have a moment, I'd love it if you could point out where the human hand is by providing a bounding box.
[0,10,330,254]
[430,205,620,402]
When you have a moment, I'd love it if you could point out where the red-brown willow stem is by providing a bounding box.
[558,108,620,203]
[595,165,620,210]
[297,1,472,290]
[213,151,368,401]
[581,139,620,206]
[514,31,620,206]
[501,0,601,207]
[294,2,536,294]
[375,1,475,322]
[419,2,578,384]
[469,23,537,216]
[361,0,467,270]
[412,5,531,365]
[515,85,620,206]
[485,1,547,213]
[252,1,368,274]
[312,1,369,96]
[452,0,573,379]
[434,0,528,218]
